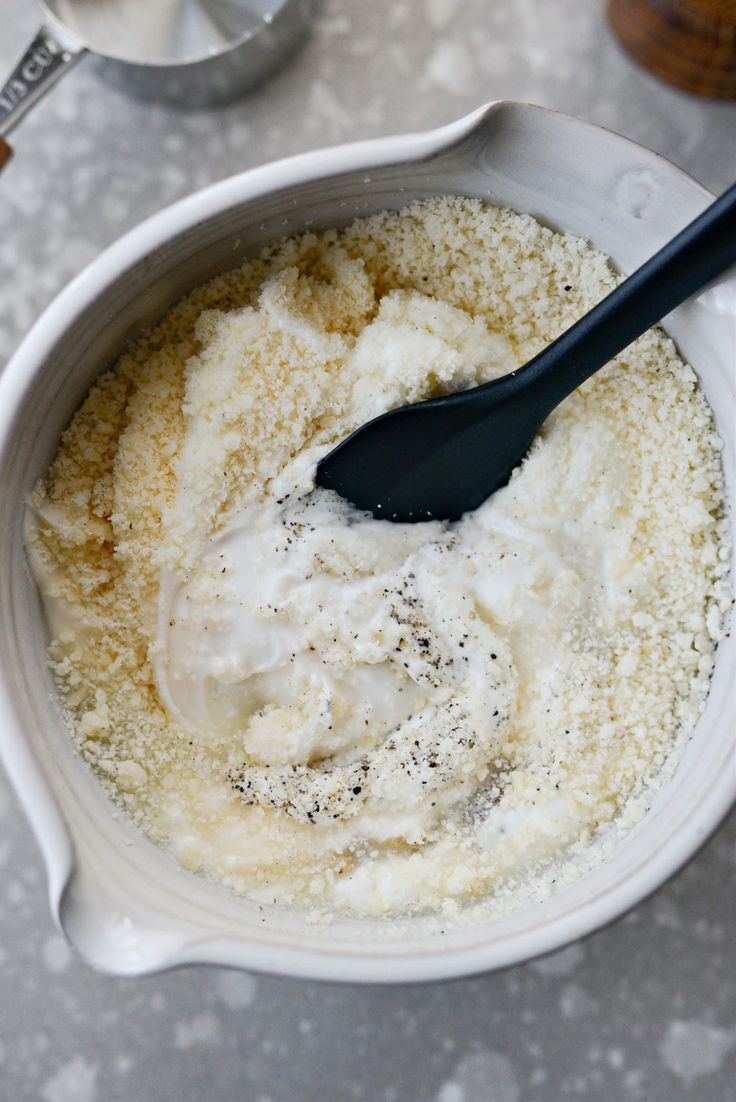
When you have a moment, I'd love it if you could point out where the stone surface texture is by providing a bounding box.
[0,1,734,1100]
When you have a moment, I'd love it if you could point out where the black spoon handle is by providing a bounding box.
[515,181,736,412]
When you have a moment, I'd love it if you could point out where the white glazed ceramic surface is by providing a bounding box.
[0,103,733,984]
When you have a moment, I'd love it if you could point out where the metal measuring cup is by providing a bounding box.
[0,0,313,170]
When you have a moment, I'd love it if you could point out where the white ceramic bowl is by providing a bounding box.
[0,102,733,984]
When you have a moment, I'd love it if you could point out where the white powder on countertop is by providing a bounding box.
[27,196,732,920]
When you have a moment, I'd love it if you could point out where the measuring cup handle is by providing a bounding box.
[0,26,85,171]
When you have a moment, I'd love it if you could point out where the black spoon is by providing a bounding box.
[317,183,736,523]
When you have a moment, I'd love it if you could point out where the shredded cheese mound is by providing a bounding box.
[27,197,732,920]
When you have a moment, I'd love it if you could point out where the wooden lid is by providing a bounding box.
[0,137,12,171]
[607,0,736,98]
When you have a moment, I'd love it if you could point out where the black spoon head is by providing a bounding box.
[315,382,542,523]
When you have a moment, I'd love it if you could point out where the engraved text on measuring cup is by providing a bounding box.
[0,45,55,112]
[0,29,74,128]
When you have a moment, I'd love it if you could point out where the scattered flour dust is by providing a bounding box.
[660,1019,736,1084]
[437,1050,520,1102]
[174,1013,221,1050]
[41,1056,98,1102]
[215,969,258,1010]
[27,197,732,923]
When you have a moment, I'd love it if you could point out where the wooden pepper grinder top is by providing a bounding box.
[607,0,736,97]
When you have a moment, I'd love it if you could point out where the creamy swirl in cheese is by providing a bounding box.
[158,488,513,834]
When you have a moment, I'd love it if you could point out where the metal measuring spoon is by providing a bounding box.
[0,0,312,170]
[317,183,736,523]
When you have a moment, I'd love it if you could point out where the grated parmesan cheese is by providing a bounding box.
[27,197,732,920]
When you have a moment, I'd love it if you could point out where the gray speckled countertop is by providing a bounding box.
[1,2,735,1100]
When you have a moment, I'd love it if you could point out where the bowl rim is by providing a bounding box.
[0,100,733,984]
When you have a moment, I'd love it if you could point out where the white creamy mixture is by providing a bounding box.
[28,198,731,919]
